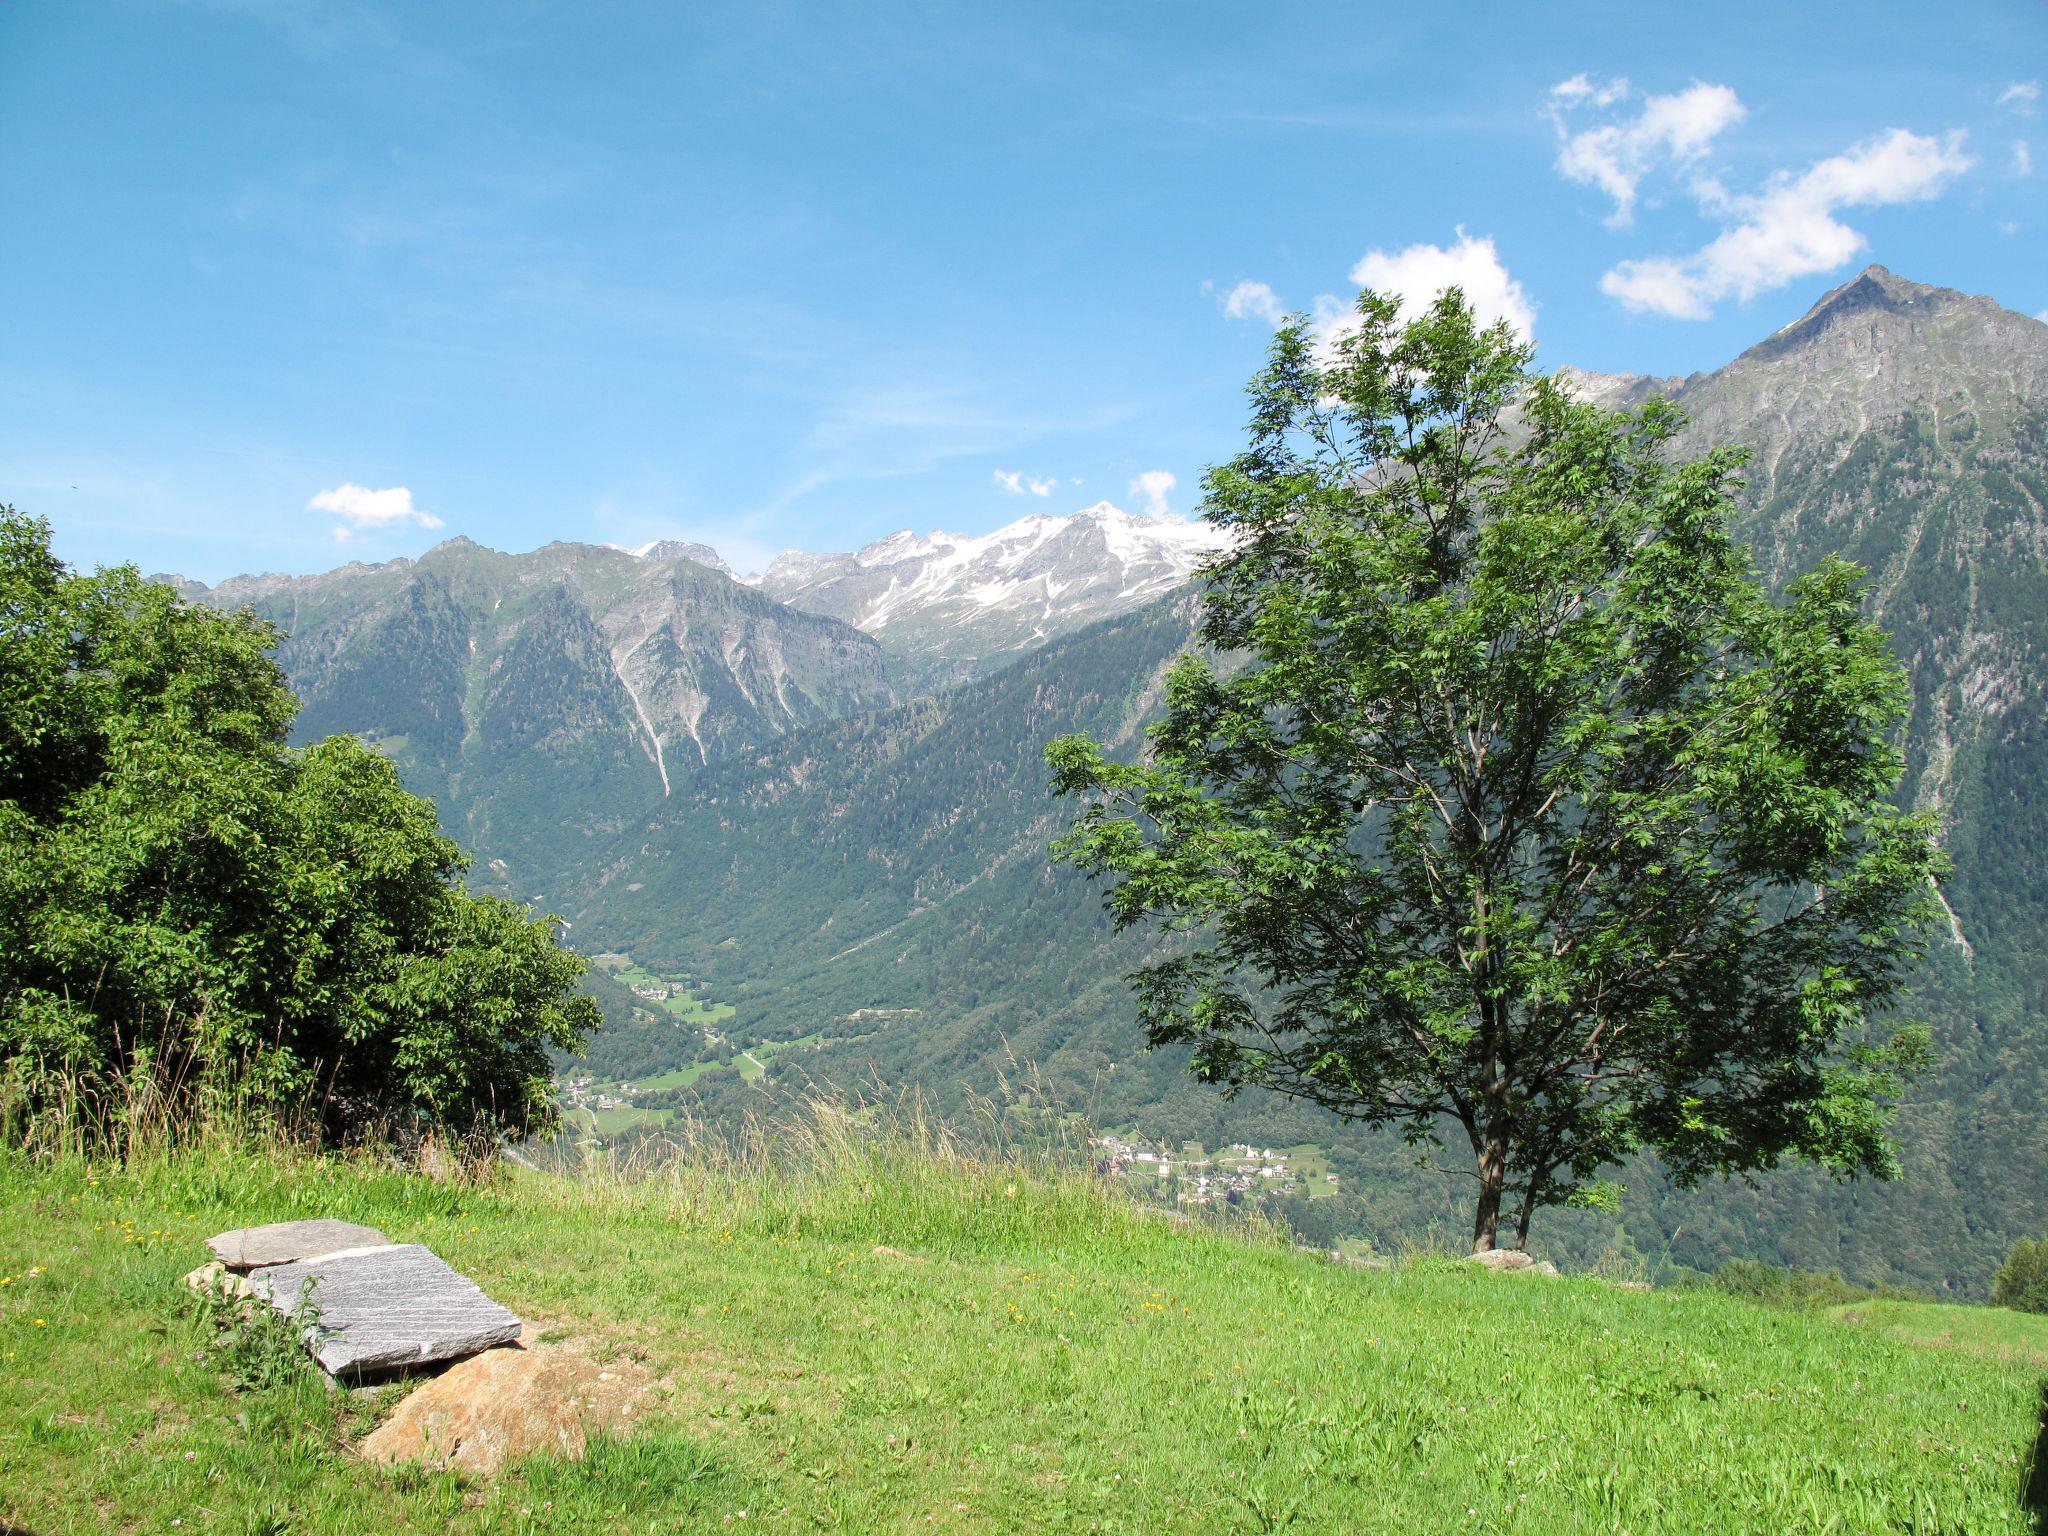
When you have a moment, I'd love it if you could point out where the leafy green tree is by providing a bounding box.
[1046,292,1939,1251]
[0,508,597,1142]
[1991,1236,2048,1314]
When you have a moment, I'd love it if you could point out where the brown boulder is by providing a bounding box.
[359,1344,650,1477]
[1468,1249,1536,1271]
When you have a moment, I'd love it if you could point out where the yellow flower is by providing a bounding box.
[32,1319,46,1327]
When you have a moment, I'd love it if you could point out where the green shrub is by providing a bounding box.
[1990,1235,2048,1314]
[187,1274,323,1393]
[1710,1259,1872,1309]
[0,507,599,1148]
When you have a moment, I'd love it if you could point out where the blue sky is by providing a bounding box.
[3,1,2043,582]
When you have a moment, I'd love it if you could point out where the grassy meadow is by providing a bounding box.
[1,1109,2043,1534]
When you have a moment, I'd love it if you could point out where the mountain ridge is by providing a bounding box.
[747,500,1228,694]
[174,538,895,884]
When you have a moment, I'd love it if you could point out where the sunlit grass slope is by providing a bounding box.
[1,1112,2041,1534]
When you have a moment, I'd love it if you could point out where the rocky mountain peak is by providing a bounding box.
[1638,264,2048,481]
[1738,264,1982,366]
[747,502,1226,693]
[615,538,733,576]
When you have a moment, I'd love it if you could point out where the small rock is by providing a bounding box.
[358,1345,650,1477]
[181,1261,257,1298]
[1468,1249,1536,1271]
[206,1220,391,1272]
[870,1246,925,1263]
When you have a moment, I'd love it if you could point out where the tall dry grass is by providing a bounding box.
[2,1048,1283,1263]
[0,1054,317,1167]
[512,1087,1249,1256]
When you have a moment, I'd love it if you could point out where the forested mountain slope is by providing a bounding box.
[1602,268,2048,1291]
[569,268,2048,1293]
[172,539,893,883]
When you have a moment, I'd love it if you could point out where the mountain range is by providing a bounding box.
[745,501,1227,694]
[169,539,894,882]
[170,265,2048,1292]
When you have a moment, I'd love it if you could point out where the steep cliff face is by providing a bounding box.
[176,540,893,883]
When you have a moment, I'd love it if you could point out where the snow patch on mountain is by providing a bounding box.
[753,501,1227,635]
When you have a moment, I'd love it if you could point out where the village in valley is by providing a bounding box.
[560,949,1355,1212]
[1090,1133,1340,1207]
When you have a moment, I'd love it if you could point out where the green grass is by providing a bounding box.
[636,1064,723,1093]
[1827,1296,2048,1370]
[1,1116,2042,1534]
[589,1104,675,1136]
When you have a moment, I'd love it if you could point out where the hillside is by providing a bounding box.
[556,267,2048,1295]
[171,539,894,885]
[1,1133,2041,1533]
[1584,269,2048,1293]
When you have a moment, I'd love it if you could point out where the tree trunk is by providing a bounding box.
[1514,1178,1541,1251]
[1472,1124,1507,1251]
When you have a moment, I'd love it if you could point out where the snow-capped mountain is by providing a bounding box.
[610,538,734,576]
[747,501,1229,692]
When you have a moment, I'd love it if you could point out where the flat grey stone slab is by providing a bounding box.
[243,1243,522,1377]
[207,1219,390,1271]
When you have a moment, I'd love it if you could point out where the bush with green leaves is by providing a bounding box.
[0,508,597,1143]
[1990,1235,2048,1314]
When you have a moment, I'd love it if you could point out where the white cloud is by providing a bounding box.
[307,482,442,540]
[1221,279,1288,327]
[1129,470,1176,517]
[1549,73,1632,111]
[1549,76,1747,226]
[1349,230,1537,338]
[1599,128,1974,320]
[1997,81,2040,115]
[2014,140,2034,177]
[993,469,1056,497]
